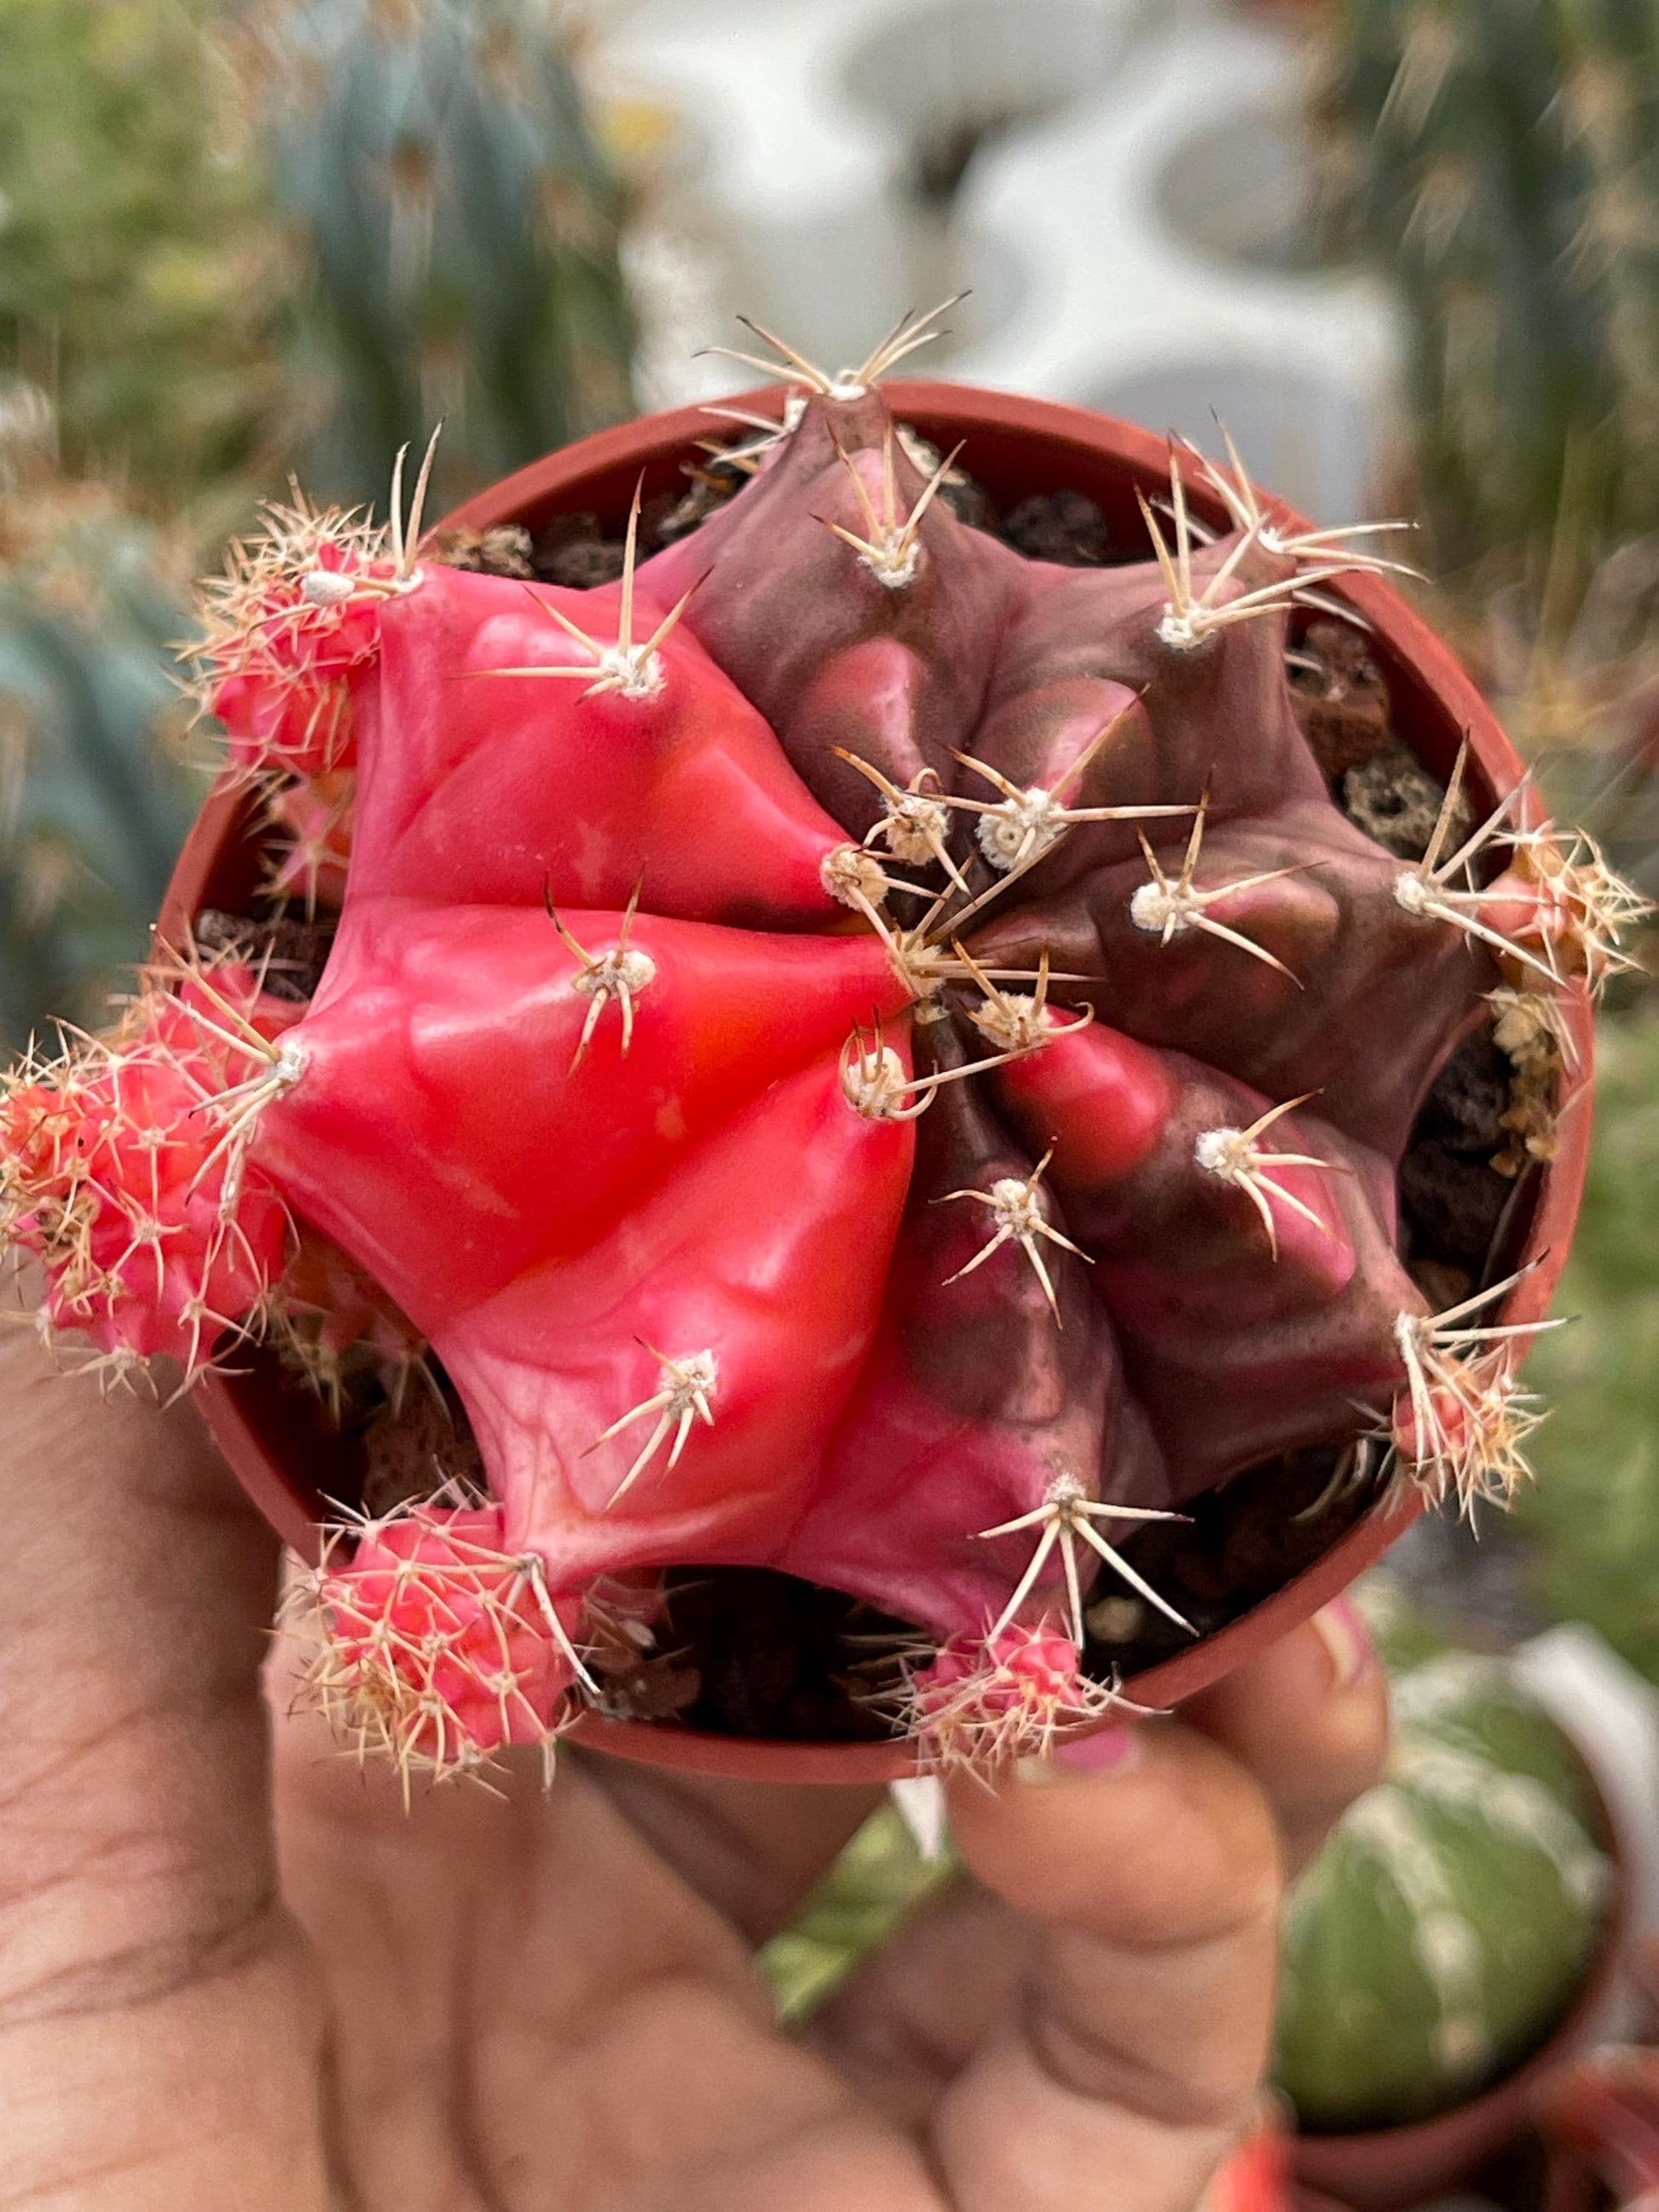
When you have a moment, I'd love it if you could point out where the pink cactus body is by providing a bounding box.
[300,1502,584,1786]
[2,325,1636,1778]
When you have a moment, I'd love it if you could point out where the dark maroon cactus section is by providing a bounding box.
[641,384,1475,1538]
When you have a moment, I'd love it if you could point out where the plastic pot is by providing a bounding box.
[160,380,1595,1784]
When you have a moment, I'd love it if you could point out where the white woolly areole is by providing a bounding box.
[1194,1127,1244,1176]
[593,644,667,702]
[1394,871,1433,917]
[575,946,656,1002]
[841,1042,910,1118]
[1130,879,1186,934]
[822,844,891,910]
[977,788,1065,871]
[300,568,357,607]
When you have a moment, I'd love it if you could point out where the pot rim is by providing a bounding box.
[165,378,1595,1786]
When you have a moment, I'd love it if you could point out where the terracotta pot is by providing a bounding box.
[161,380,1595,1784]
[1291,1749,1630,2212]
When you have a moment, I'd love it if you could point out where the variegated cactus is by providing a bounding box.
[1277,1626,1613,2130]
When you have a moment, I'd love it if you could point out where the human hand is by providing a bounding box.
[0,1320,1387,2211]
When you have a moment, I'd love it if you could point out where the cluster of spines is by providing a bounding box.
[0,953,299,1385]
[283,1499,590,1794]
[902,1623,1149,1777]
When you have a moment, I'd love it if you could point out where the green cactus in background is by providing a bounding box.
[254,0,639,510]
[0,0,639,520]
[0,0,639,1031]
[1275,1602,1613,2133]
[1315,0,1659,631]
[0,426,199,1047]
[1512,1013,1659,1680]
[0,0,283,519]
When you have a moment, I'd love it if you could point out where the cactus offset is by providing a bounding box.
[2,312,1641,1779]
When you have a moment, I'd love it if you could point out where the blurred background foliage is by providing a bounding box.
[1514,1012,1659,1680]
[0,426,199,1045]
[0,0,636,1035]
[251,0,636,512]
[1315,0,1659,638]
[0,0,284,522]
[0,0,634,524]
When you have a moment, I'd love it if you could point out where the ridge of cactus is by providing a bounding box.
[2,309,1646,1782]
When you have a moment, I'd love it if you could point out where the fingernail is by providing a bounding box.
[1016,1725,1140,1784]
[1312,1597,1375,1693]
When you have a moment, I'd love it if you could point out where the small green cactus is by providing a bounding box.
[1315,0,1659,627]
[257,0,639,509]
[0,434,199,1047]
[1275,1600,1613,2132]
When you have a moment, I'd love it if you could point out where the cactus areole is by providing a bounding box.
[3,327,1622,1787]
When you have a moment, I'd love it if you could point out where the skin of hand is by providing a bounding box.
[0,1317,1388,2212]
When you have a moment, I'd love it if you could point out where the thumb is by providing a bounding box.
[931,1722,1280,2212]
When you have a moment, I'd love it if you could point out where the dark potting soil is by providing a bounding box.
[208,442,1550,1744]
[1397,1029,1522,1288]
[195,906,337,1002]
[1287,620,1394,781]
[436,432,1124,588]
[1343,744,1472,862]
[360,1383,486,1519]
[1000,488,1113,565]
[652,1571,913,1743]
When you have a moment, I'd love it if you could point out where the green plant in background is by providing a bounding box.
[0,0,639,521]
[0,0,283,522]
[1315,0,1659,634]
[0,411,200,1049]
[1275,1591,1613,2132]
[0,0,641,1042]
[760,1802,953,2024]
[760,1590,1614,2118]
[1512,1015,1659,1680]
[253,0,639,510]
